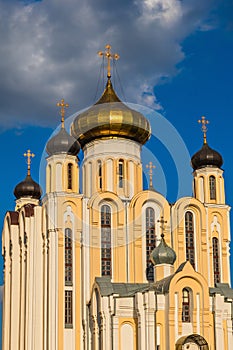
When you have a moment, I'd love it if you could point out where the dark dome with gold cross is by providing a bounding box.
[71,45,151,148]
[14,175,42,200]
[14,150,42,200]
[191,116,223,170]
[191,143,223,170]
[71,78,151,147]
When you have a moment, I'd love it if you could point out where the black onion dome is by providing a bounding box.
[191,143,223,170]
[46,128,80,156]
[71,78,151,148]
[14,175,42,200]
[150,234,176,266]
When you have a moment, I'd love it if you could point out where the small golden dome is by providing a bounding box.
[71,78,151,147]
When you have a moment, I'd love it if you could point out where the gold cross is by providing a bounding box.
[198,116,209,144]
[98,44,120,79]
[57,98,69,128]
[146,161,156,188]
[157,216,167,238]
[24,149,35,176]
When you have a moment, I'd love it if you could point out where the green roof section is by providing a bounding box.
[95,276,151,297]
[209,283,233,299]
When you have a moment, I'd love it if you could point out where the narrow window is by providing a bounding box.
[65,290,73,327]
[146,207,155,281]
[68,163,73,190]
[65,228,73,285]
[101,205,111,276]
[118,160,124,188]
[97,160,102,190]
[185,211,195,269]
[182,288,191,322]
[213,237,221,284]
[209,176,216,200]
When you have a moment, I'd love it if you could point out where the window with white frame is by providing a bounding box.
[146,207,155,281]
[65,290,73,327]
[212,237,221,284]
[101,205,111,276]
[182,288,191,322]
[65,228,73,285]
[67,163,73,190]
[97,160,102,190]
[185,211,195,269]
[209,175,216,200]
[118,159,124,188]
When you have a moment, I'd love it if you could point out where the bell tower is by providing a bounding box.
[46,99,80,194]
[44,100,82,349]
[191,116,230,287]
[191,116,225,204]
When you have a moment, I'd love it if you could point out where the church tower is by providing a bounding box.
[44,99,83,348]
[190,116,231,287]
[192,116,225,205]
[2,44,233,350]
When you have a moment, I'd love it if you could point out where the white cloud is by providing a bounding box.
[0,0,215,129]
[137,0,183,27]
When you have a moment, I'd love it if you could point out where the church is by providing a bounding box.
[2,45,233,350]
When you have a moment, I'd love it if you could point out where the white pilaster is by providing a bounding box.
[10,225,20,350]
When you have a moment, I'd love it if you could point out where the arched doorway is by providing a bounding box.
[176,334,209,350]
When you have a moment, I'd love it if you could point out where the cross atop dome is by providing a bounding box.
[98,44,120,79]
[57,98,69,128]
[24,149,35,176]
[198,116,209,144]
[157,216,167,238]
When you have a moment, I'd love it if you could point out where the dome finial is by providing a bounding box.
[157,216,167,238]
[24,149,35,176]
[57,98,69,129]
[98,44,120,79]
[198,116,209,144]
[146,161,156,189]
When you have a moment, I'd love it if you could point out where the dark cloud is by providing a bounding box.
[0,0,217,129]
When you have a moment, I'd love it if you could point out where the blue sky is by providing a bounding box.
[0,0,233,346]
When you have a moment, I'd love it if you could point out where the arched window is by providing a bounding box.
[213,237,221,284]
[67,163,73,190]
[146,207,155,281]
[209,175,216,200]
[185,211,195,269]
[65,228,73,285]
[97,160,102,190]
[118,159,124,188]
[182,288,191,322]
[101,205,111,276]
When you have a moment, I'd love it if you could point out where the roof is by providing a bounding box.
[95,276,151,297]
[210,283,233,299]
[95,271,233,299]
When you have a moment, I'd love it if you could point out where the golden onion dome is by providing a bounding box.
[71,78,151,147]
